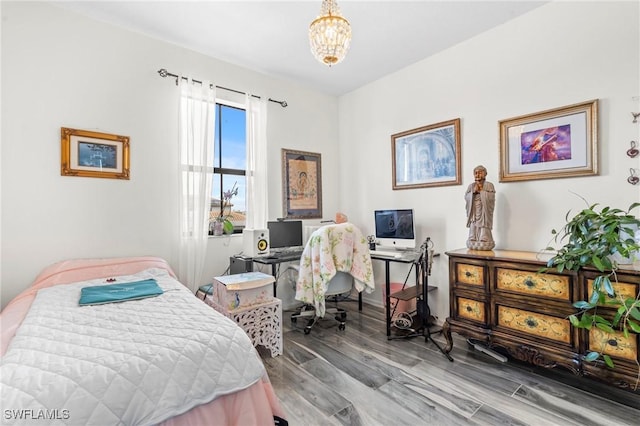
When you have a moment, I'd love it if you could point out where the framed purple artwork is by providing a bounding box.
[499,100,598,182]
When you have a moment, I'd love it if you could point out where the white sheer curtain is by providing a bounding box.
[177,77,216,292]
[245,95,268,230]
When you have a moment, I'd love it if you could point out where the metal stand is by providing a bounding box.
[419,237,454,362]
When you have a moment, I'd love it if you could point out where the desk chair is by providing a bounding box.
[289,267,354,334]
[289,222,374,334]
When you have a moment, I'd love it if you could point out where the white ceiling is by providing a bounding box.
[53,1,546,96]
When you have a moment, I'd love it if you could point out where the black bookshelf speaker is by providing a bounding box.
[229,256,253,274]
[242,228,270,257]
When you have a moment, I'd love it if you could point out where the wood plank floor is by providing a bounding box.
[260,302,640,426]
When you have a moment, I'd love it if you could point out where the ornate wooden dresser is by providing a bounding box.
[443,248,640,391]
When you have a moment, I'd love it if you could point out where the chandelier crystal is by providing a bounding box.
[309,0,352,66]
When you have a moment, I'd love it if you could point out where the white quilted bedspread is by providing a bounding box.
[0,268,266,425]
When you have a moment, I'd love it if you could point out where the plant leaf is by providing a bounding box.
[595,323,615,334]
[584,351,600,362]
[613,305,626,326]
[222,219,234,234]
[627,320,640,333]
[569,314,581,328]
[602,276,615,297]
[628,202,640,212]
[603,354,615,368]
[580,314,594,330]
[573,301,594,309]
[593,315,610,325]
[591,255,605,272]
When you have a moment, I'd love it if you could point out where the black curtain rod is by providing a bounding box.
[157,68,287,108]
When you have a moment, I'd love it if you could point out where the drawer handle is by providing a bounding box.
[607,339,618,347]
[466,306,473,312]
[525,318,538,328]
[465,271,472,277]
[524,278,536,288]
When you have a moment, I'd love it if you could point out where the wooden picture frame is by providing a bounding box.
[391,118,461,190]
[282,149,322,219]
[499,100,598,182]
[61,127,130,180]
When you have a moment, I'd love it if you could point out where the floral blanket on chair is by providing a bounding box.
[295,222,375,317]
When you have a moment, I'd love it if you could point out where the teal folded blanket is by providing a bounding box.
[79,279,164,306]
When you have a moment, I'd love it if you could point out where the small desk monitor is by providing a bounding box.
[267,220,304,250]
[374,209,416,250]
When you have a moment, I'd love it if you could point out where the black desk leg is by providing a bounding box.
[271,264,277,297]
[358,293,362,311]
[385,259,391,337]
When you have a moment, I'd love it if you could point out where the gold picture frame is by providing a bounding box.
[282,149,322,219]
[61,127,130,180]
[391,118,462,190]
[499,100,598,182]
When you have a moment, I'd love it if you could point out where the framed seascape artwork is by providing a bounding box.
[391,118,461,190]
[61,127,130,180]
[282,149,322,219]
[499,100,598,182]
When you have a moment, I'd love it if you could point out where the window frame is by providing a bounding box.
[212,99,247,234]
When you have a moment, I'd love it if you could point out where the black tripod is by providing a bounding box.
[418,237,454,362]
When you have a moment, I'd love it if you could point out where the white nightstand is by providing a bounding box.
[203,296,283,357]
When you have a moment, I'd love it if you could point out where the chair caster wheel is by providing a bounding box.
[291,317,297,323]
[338,323,346,331]
[304,327,311,335]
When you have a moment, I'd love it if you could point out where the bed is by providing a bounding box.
[0,256,287,425]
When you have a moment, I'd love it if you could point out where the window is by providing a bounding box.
[212,103,246,233]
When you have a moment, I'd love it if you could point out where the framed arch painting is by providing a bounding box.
[391,118,462,190]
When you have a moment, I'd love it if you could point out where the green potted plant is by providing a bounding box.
[211,182,238,236]
[544,198,640,374]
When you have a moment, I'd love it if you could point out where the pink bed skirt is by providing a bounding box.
[0,256,286,425]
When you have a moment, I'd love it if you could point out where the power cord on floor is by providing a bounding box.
[392,312,414,330]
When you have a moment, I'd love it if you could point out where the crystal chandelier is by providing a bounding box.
[309,0,352,66]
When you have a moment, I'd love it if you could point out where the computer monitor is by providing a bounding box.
[374,209,416,250]
[267,220,304,250]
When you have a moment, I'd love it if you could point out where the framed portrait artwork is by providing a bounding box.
[499,100,598,182]
[61,127,130,179]
[391,118,461,190]
[281,149,322,219]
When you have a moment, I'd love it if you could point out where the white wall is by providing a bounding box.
[2,2,639,322]
[339,1,640,322]
[0,2,339,309]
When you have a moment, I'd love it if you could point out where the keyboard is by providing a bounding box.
[255,248,304,260]
[271,248,304,257]
[371,250,402,259]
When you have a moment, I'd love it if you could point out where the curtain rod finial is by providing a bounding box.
[269,98,287,108]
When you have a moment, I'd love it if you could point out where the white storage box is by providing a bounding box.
[212,272,275,311]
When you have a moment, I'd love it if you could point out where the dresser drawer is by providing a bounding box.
[586,278,638,307]
[455,263,484,286]
[589,328,638,362]
[456,297,486,324]
[497,305,571,344]
[496,268,571,302]
[445,249,640,390]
